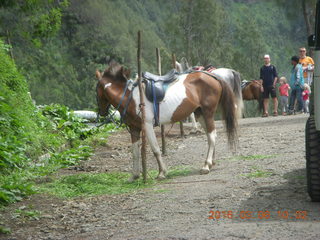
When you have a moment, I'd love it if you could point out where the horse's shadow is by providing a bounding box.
[233,168,320,222]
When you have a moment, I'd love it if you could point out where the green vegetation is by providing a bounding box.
[227,154,274,161]
[13,207,41,221]
[219,154,275,163]
[0,0,314,210]
[0,0,310,111]
[0,225,11,234]
[39,165,192,199]
[166,165,192,178]
[40,172,155,198]
[0,40,117,206]
[242,166,274,178]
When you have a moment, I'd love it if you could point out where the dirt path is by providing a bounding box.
[2,114,320,240]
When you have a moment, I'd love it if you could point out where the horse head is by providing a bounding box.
[95,62,131,116]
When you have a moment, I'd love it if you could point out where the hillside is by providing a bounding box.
[0,0,309,109]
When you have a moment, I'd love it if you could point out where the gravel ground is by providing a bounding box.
[1,114,320,240]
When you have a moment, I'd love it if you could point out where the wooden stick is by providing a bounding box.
[172,53,185,138]
[137,31,147,183]
[156,48,167,155]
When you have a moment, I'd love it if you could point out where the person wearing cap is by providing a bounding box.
[299,47,314,85]
[260,54,278,117]
[289,56,304,114]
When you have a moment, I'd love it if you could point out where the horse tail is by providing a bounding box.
[231,70,244,118]
[218,79,239,150]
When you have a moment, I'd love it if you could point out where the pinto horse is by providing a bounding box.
[175,61,243,131]
[96,63,238,181]
[241,80,264,111]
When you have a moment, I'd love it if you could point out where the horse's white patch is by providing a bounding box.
[202,129,217,172]
[104,83,112,89]
[159,74,187,123]
[131,74,188,125]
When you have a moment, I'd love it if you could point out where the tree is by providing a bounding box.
[166,0,229,66]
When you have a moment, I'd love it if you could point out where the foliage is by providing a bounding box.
[0,41,117,206]
[166,0,231,67]
[0,225,11,234]
[0,0,311,112]
[39,165,193,198]
[13,207,41,221]
[0,0,69,46]
[40,172,155,198]
[242,166,274,178]
[49,145,93,166]
[39,104,97,141]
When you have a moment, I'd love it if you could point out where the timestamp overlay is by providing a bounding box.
[208,209,320,222]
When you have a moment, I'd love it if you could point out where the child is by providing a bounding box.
[278,77,290,115]
[302,83,310,113]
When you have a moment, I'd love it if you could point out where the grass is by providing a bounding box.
[166,165,192,178]
[241,166,274,178]
[39,165,193,199]
[39,172,155,198]
[224,154,275,162]
[0,225,11,234]
[13,208,41,221]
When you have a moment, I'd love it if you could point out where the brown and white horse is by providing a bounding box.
[96,63,238,181]
[242,80,264,111]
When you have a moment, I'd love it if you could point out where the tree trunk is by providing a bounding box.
[186,0,194,65]
[6,30,14,60]
[302,0,313,36]
[302,0,314,57]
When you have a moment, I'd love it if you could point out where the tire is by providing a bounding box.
[306,116,320,202]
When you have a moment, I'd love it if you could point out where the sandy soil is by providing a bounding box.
[1,114,320,240]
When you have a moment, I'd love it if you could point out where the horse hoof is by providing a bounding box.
[156,174,166,180]
[200,168,210,175]
[128,175,140,183]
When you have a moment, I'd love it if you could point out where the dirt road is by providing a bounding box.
[2,114,320,240]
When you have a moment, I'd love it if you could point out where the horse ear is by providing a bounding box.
[95,70,102,80]
[108,61,121,76]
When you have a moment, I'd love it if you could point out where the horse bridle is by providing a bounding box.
[96,79,138,128]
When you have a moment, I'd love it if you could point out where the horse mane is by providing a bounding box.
[102,62,131,82]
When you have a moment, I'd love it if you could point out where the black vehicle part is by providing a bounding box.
[306,116,320,202]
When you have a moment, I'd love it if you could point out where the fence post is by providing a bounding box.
[156,48,167,155]
[137,31,147,183]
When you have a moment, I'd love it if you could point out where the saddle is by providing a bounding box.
[241,80,250,89]
[143,69,177,83]
[142,69,178,126]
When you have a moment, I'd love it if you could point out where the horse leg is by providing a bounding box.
[197,113,217,175]
[145,122,167,179]
[128,126,141,182]
[190,112,199,132]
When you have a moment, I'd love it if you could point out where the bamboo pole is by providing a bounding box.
[137,31,147,183]
[172,53,185,138]
[156,48,167,155]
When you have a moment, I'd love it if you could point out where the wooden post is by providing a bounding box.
[137,31,147,183]
[172,53,185,138]
[156,48,167,155]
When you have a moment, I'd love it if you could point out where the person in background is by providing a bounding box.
[260,54,278,117]
[302,83,310,114]
[278,77,290,116]
[289,56,304,114]
[299,47,314,85]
